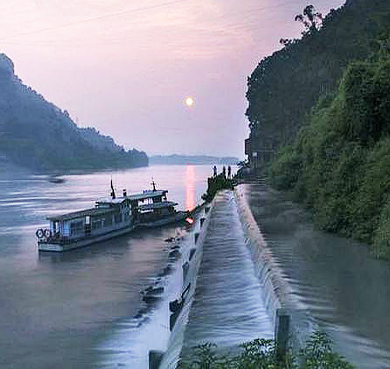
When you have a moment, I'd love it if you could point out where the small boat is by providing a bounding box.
[48,175,65,184]
[36,181,188,252]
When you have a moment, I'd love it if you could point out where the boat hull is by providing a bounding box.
[38,225,136,252]
[138,211,188,228]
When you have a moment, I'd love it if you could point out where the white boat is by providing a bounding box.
[36,181,189,252]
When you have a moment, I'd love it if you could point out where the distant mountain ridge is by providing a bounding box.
[0,54,148,171]
[149,155,239,165]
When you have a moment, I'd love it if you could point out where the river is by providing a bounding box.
[3,167,388,369]
[0,164,214,369]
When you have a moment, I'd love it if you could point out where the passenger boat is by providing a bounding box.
[36,181,188,252]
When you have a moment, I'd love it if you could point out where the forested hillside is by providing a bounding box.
[254,1,390,257]
[0,54,148,171]
[246,0,390,151]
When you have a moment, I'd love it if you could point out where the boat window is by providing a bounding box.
[70,221,83,236]
[103,216,113,227]
[114,213,122,223]
[92,220,102,230]
[85,216,91,225]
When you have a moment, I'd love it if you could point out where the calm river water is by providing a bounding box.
[0,164,214,369]
[243,182,390,369]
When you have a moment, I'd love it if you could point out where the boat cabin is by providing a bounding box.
[47,196,132,241]
[137,201,178,223]
[126,190,169,219]
[45,187,176,241]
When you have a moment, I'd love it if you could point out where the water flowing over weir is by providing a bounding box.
[181,191,274,351]
[161,190,274,368]
[235,185,318,352]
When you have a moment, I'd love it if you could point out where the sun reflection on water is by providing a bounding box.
[185,165,195,211]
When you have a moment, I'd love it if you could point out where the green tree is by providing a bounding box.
[295,5,323,35]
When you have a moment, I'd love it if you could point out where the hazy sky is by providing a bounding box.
[0,0,345,158]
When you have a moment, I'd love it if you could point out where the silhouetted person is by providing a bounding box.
[222,166,226,179]
[213,165,217,177]
[228,165,231,179]
[110,179,116,199]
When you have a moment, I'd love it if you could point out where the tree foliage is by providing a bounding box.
[246,0,390,257]
[178,331,353,369]
[294,5,323,35]
[246,0,390,153]
[269,52,390,257]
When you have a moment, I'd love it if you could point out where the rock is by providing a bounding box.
[169,250,181,259]
[149,350,164,369]
[158,265,173,276]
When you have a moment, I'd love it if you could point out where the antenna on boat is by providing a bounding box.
[110,178,116,199]
[151,178,156,192]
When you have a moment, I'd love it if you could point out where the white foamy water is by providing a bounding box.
[179,191,274,362]
[95,224,200,369]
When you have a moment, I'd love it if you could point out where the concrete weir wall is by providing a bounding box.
[157,203,213,369]
[234,185,318,352]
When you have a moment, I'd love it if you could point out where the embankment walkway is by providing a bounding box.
[179,190,273,361]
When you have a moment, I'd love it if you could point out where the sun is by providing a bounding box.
[185,97,194,107]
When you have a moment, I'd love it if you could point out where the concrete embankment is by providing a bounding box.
[157,203,213,369]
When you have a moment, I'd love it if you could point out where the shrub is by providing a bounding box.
[373,194,390,259]
[179,331,354,369]
[269,55,390,254]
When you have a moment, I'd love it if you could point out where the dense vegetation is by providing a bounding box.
[246,0,390,152]
[179,331,353,369]
[0,54,148,171]
[202,172,235,202]
[245,0,390,257]
[270,51,390,258]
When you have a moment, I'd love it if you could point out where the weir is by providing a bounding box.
[158,187,317,368]
[159,190,274,368]
[179,190,273,361]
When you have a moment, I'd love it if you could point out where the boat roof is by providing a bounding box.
[138,201,178,211]
[128,190,168,201]
[96,196,127,205]
[48,189,170,221]
[47,207,115,222]
[97,190,168,204]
